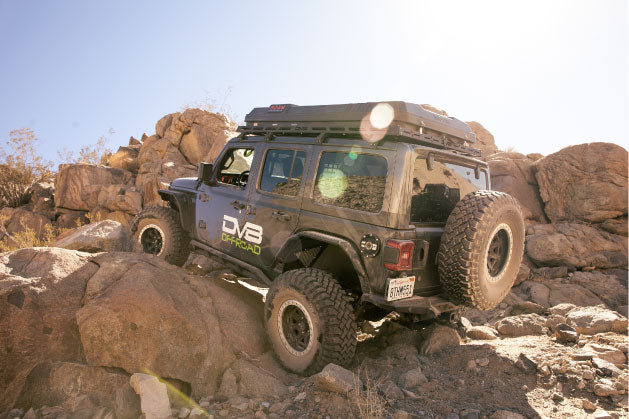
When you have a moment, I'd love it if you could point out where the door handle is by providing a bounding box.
[271,210,292,222]
[231,200,246,210]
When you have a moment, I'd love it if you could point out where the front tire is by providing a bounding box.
[437,191,525,310]
[131,206,190,266]
[265,268,357,375]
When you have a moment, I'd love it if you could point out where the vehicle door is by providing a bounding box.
[196,146,258,255]
[241,146,308,269]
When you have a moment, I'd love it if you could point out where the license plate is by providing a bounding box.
[385,276,415,302]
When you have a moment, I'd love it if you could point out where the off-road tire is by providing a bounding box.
[265,268,357,375]
[131,206,190,266]
[437,190,525,310]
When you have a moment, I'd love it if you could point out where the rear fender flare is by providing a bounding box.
[275,231,371,294]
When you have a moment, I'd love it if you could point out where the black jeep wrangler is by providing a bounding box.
[132,102,525,374]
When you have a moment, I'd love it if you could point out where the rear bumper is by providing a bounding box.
[361,293,459,316]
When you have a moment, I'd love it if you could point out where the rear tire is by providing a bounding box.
[437,191,525,310]
[265,268,357,375]
[131,206,190,266]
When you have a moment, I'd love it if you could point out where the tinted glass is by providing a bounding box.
[411,156,487,223]
[313,152,387,213]
[259,149,306,196]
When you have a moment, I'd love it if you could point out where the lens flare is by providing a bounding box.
[360,103,395,143]
[317,169,347,199]
[369,103,394,129]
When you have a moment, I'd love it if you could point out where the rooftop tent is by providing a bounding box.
[238,101,480,156]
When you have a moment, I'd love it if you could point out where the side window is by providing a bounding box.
[259,149,306,196]
[313,152,387,213]
[217,148,254,187]
[410,156,487,223]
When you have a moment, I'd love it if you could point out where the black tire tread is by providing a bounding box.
[266,268,357,374]
[131,206,190,266]
[437,190,524,310]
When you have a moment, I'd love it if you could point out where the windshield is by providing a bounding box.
[411,154,487,223]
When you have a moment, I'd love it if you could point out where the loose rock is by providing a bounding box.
[130,373,171,419]
[494,314,546,337]
[419,324,461,354]
[314,363,362,394]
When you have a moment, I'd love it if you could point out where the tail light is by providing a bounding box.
[383,239,414,271]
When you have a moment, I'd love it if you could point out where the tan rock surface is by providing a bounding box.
[14,361,139,418]
[525,223,627,269]
[130,373,171,419]
[76,252,269,399]
[466,121,499,158]
[534,142,628,223]
[0,207,52,238]
[108,146,139,173]
[55,164,135,212]
[54,220,130,252]
[0,248,98,410]
[488,152,546,222]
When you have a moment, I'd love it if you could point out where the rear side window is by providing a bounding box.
[411,156,487,223]
[313,152,387,213]
[259,149,306,196]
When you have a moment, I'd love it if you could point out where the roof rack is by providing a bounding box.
[236,101,482,157]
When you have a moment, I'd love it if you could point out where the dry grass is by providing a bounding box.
[349,367,389,419]
[0,217,79,252]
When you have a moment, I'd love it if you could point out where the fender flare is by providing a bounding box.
[275,230,371,294]
[157,189,194,235]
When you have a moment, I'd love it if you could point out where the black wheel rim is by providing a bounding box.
[141,227,163,255]
[487,229,510,277]
[281,304,311,352]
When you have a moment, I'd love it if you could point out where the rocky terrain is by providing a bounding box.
[0,106,627,418]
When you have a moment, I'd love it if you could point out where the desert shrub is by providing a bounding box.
[0,222,69,252]
[0,128,54,208]
[180,86,240,123]
[57,128,114,165]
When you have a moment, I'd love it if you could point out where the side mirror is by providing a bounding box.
[198,162,215,185]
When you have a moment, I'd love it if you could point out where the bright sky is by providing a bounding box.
[1,0,627,161]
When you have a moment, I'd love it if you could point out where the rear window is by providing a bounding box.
[411,155,487,223]
[313,152,387,213]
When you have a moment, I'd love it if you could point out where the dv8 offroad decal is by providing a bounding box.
[221,215,263,255]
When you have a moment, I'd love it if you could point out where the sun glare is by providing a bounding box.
[369,103,394,129]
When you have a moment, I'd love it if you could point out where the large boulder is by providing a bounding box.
[76,252,268,399]
[53,220,131,253]
[136,135,196,207]
[14,361,139,418]
[0,248,98,410]
[0,207,52,239]
[546,279,604,308]
[534,142,628,223]
[55,164,136,213]
[0,247,279,411]
[418,105,498,158]
[108,146,139,173]
[565,305,628,335]
[487,152,547,222]
[525,223,627,269]
[155,108,236,164]
[466,121,498,158]
[569,270,628,310]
